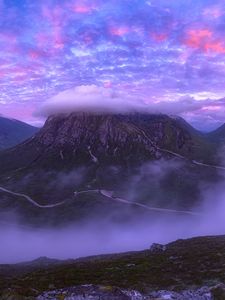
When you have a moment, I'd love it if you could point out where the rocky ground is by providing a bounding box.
[35,285,216,299]
[1,235,225,299]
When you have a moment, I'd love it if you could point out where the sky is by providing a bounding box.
[0,0,225,130]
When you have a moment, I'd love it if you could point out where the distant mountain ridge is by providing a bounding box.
[207,123,225,143]
[0,116,39,150]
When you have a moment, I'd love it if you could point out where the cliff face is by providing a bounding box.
[36,113,193,149]
[32,113,200,165]
[0,112,214,173]
[34,113,158,164]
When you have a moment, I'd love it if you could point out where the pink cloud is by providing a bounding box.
[41,5,66,51]
[184,28,225,54]
[103,81,113,88]
[68,0,98,14]
[0,103,38,123]
[72,4,93,13]
[204,41,225,54]
[201,105,222,111]
[109,26,130,37]
[185,29,212,47]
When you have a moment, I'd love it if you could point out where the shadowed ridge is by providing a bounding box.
[0,116,39,150]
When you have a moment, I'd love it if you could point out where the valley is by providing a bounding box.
[0,113,223,225]
[1,113,225,299]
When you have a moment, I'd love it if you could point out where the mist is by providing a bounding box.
[1,180,225,264]
[1,155,225,264]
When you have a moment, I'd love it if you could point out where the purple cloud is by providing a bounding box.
[0,0,225,130]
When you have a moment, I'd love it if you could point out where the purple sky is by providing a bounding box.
[1,0,225,130]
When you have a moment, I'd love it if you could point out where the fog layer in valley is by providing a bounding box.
[1,171,225,264]
[0,154,224,264]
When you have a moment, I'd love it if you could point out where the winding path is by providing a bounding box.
[138,128,225,171]
[190,160,225,170]
[99,190,202,216]
[0,186,67,208]
[74,189,203,217]
[0,186,202,216]
[0,141,217,217]
[0,131,224,214]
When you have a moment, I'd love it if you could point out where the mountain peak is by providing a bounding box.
[0,112,213,173]
[35,112,158,164]
[32,112,200,164]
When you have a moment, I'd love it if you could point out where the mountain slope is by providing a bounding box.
[0,112,216,172]
[1,235,225,298]
[0,116,39,150]
[207,123,225,143]
[0,113,221,225]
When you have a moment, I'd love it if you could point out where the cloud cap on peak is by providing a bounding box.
[36,85,148,117]
[35,85,225,132]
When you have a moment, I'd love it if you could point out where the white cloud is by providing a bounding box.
[36,85,148,117]
[35,85,225,131]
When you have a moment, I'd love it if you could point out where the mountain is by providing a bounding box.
[0,116,39,150]
[0,113,222,226]
[207,123,225,143]
[0,112,216,171]
[1,235,225,299]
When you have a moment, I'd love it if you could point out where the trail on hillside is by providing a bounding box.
[0,128,224,213]
[0,186,67,208]
[74,189,203,217]
[0,186,203,216]
[138,128,225,171]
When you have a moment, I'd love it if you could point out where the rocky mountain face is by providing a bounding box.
[34,113,159,165]
[0,116,39,150]
[32,113,209,161]
[0,112,216,172]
